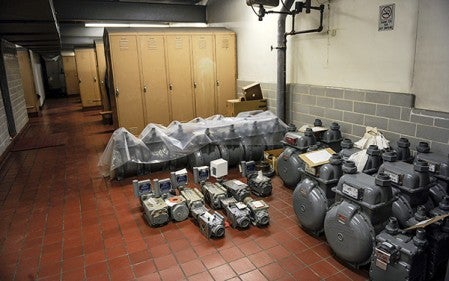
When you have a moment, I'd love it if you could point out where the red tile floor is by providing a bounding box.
[0,96,369,280]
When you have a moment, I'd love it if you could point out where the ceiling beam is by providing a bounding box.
[54,0,206,23]
[0,0,55,21]
[61,36,100,45]
[3,34,60,41]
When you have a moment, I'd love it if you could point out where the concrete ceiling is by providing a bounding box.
[0,0,60,56]
[0,0,207,56]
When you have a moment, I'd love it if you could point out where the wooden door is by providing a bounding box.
[17,50,39,113]
[62,56,79,95]
[192,35,215,118]
[94,41,111,111]
[215,34,237,115]
[74,49,102,107]
[109,35,145,135]
[138,35,171,126]
[166,35,194,122]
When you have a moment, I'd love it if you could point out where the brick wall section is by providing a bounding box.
[2,41,28,133]
[237,80,449,154]
[0,87,9,155]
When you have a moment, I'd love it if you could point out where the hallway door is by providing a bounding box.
[17,49,39,114]
[74,48,102,107]
[62,55,79,96]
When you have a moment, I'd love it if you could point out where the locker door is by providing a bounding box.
[109,35,145,135]
[166,35,194,122]
[138,35,171,125]
[215,34,237,116]
[94,42,110,112]
[74,48,102,107]
[62,56,80,95]
[17,50,39,113]
[192,35,215,118]
[88,50,102,106]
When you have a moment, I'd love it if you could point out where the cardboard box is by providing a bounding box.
[264,148,284,175]
[242,83,263,100]
[226,98,267,117]
[299,148,336,176]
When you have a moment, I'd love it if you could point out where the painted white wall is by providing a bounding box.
[412,0,449,112]
[29,50,46,106]
[208,0,418,93]
[208,0,279,82]
[288,0,418,93]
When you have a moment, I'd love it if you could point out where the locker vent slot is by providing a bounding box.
[148,38,157,50]
[175,37,183,49]
[199,38,207,49]
[119,38,129,50]
[221,38,229,49]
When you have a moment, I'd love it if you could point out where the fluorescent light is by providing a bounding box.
[85,22,168,28]
[85,23,129,27]
[85,22,208,28]
[169,22,208,27]
[129,23,168,28]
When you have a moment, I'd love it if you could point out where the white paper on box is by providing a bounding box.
[305,150,333,164]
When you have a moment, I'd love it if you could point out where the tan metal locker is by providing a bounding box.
[74,48,102,107]
[191,35,216,118]
[94,41,111,112]
[17,49,39,114]
[138,35,171,126]
[109,35,145,135]
[215,34,237,116]
[62,55,80,96]
[166,35,195,122]
[104,28,237,131]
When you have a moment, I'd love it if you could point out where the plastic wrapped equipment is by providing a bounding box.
[98,111,288,178]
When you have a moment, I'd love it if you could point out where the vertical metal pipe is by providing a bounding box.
[277,0,295,122]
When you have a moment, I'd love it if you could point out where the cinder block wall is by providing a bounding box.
[237,80,449,154]
[0,87,9,155]
[0,40,29,155]
[3,41,28,132]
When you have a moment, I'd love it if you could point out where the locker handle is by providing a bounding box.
[115,88,119,97]
[193,82,197,89]
[93,77,97,82]
[143,85,148,93]
[216,80,220,86]
[169,83,173,91]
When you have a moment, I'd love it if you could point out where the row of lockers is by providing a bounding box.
[104,28,237,135]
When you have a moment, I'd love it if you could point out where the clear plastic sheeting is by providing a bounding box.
[98,111,288,178]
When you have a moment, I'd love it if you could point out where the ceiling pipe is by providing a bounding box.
[254,1,324,122]
[276,0,295,122]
